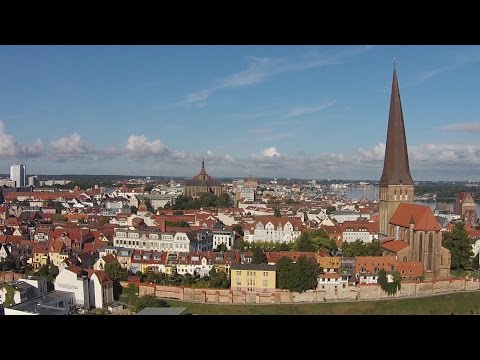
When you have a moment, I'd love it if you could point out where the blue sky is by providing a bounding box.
[1,45,480,181]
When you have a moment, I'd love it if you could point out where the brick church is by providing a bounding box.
[379,64,451,279]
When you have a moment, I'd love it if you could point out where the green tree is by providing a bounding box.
[252,247,268,264]
[232,224,244,237]
[51,213,66,222]
[326,206,336,215]
[143,183,154,193]
[378,269,402,296]
[341,239,383,257]
[130,206,138,214]
[104,260,128,281]
[98,216,110,226]
[442,222,474,270]
[276,257,294,290]
[208,267,230,288]
[303,212,308,222]
[217,243,228,252]
[274,206,281,217]
[276,256,320,293]
[144,199,154,213]
[294,234,316,252]
[473,253,479,270]
[54,202,64,214]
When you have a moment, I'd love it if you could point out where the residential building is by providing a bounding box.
[212,229,234,250]
[10,164,26,187]
[230,263,276,293]
[341,221,378,243]
[242,216,302,243]
[330,210,367,224]
[113,228,192,253]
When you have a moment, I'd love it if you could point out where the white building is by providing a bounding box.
[242,216,302,243]
[54,266,91,309]
[10,164,26,187]
[4,290,76,315]
[330,210,365,224]
[212,230,234,250]
[54,266,113,309]
[113,228,192,253]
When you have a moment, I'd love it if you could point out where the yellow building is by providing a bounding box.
[230,264,276,293]
[32,246,49,269]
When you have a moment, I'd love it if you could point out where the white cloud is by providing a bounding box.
[439,122,480,133]
[50,133,94,160]
[206,150,213,156]
[357,142,386,162]
[180,46,373,106]
[0,120,44,158]
[286,100,336,118]
[260,147,280,158]
[125,135,168,158]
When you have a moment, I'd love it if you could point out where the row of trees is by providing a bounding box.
[341,240,383,257]
[171,193,233,210]
[294,229,337,253]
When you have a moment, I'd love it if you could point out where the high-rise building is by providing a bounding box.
[10,164,26,188]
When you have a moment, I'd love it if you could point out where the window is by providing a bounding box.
[263,280,268,287]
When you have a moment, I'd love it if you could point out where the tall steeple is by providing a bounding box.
[380,65,414,186]
[379,64,415,235]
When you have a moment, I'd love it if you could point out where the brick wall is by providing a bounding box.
[117,277,480,305]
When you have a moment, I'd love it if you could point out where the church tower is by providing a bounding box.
[379,64,414,235]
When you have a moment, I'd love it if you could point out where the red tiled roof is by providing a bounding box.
[396,261,423,277]
[381,240,409,253]
[86,270,113,285]
[389,203,440,231]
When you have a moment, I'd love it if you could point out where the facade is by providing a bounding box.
[184,160,225,198]
[378,67,414,235]
[330,211,367,224]
[243,216,302,243]
[212,230,235,250]
[86,270,114,308]
[230,263,276,293]
[378,65,450,280]
[341,221,378,243]
[454,192,477,226]
[54,266,91,309]
[10,164,26,187]
[113,228,192,253]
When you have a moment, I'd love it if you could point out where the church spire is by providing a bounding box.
[379,65,414,186]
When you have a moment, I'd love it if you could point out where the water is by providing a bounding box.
[344,187,480,215]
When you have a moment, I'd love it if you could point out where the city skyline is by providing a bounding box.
[1,45,480,180]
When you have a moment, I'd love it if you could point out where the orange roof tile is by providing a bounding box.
[381,240,409,253]
[389,203,440,231]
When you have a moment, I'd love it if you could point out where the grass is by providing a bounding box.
[164,291,480,315]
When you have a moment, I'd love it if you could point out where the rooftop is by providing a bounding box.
[135,307,187,315]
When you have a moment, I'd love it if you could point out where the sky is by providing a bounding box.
[1,45,480,181]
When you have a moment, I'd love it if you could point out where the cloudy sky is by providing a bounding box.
[1,45,480,181]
